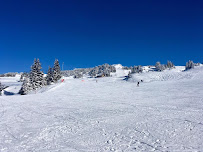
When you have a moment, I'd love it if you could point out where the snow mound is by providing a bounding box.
[113,64,123,69]
[111,64,130,78]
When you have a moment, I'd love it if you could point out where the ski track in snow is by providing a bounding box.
[0,66,203,151]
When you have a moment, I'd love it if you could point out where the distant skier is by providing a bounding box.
[137,82,139,87]
[141,80,143,82]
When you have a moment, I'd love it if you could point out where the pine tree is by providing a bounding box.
[137,65,143,73]
[19,59,45,95]
[29,59,45,90]
[20,72,29,82]
[46,66,54,85]
[185,60,195,70]
[166,60,175,69]
[19,77,32,95]
[53,59,61,82]
[131,65,143,73]
[155,62,165,71]
[20,74,23,82]
[88,64,116,77]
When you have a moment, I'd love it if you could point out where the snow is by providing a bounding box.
[0,75,22,95]
[111,67,130,78]
[129,66,186,83]
[0,65,203,151]
[113,64,123,69]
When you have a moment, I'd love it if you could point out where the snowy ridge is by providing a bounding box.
[129,66,203,83]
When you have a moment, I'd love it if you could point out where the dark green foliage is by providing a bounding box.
[19,59,45,95]
[185,60,195,70]
[46,66,54,85]
[53,59,62,82]
[155,62,165,71]
[89,63,116,77]
[131,65,143,73]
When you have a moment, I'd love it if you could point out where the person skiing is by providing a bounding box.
[137,81,139,87]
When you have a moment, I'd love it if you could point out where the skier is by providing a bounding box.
[137,81,139,87]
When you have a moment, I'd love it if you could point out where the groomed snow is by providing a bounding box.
[0,65,203,151]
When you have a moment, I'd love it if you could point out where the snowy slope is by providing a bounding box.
[129,66,202,83]
[0,75,22,95]
[0,66,203,151]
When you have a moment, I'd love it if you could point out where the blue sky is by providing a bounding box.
[1,0,203,73]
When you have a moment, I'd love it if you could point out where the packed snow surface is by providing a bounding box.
[0,66,203,151]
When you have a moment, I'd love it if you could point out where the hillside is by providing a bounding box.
[0,65,203,151]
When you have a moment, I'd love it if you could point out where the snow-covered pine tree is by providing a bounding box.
[166,60,175,69]
[89,66,99,77]
[155,62,165,71]
[46,66,54,85]
[131,66,136,73]
[73,73,83,78]
[155,62,161,71]
[185,60,195,70]
[128,71,132,78]
[20,74,24,82]
[111,66,116,73]
[137,65,143,73]
[88,64,116,77]
[20,72,29,82]
[53,59,62,82]
[19,77,32,95]
[30,58,46,90]
[122,66,130,70]
[131,65,143,73]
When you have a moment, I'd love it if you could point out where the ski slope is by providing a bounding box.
[0,65,203,151]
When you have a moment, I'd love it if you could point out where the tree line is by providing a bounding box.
[155,60,196,71]
[61,63,116,78]
[0,59,199,96]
